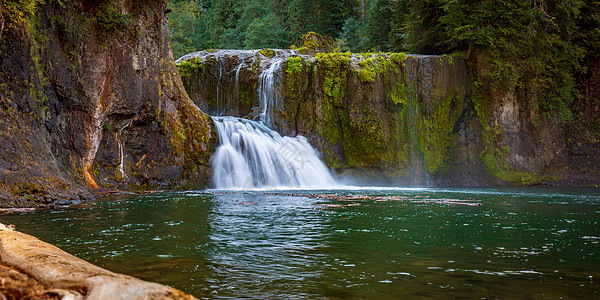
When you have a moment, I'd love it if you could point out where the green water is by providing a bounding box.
[1,187,599,299]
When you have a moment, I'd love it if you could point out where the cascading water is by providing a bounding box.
[233,57,244,110]
[211,116,338,189]
[216,57,223,115]
[258,58,282,129]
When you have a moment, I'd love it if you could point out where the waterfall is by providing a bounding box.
[216,57,223,115]
[258,58,282,128]
[211,116,338,190]
[233,58,244,110]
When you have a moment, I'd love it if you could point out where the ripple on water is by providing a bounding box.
[0,187,599,298]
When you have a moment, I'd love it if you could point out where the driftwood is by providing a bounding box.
[0,224,197,300]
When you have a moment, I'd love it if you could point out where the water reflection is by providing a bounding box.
[0,187,599,299]
[203,192,333,298]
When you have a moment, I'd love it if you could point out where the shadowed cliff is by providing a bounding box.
[0,0,215,207]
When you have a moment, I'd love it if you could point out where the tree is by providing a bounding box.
[440,0,586,122]
[244,13,290,49]
[167,0,213,59]
[361,0,392,51]
[339,17,363,52]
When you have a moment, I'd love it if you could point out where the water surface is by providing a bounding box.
[1,187,599,299]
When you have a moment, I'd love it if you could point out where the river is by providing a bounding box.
[1,187,599,299]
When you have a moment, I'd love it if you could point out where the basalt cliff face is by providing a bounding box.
[178,49,600,186]
[178,50,482,185]
[0,0,215,207]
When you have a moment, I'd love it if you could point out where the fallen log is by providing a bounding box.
[0,223,196,300]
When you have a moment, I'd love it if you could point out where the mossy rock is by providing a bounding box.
[299,31,335,54]
[259,49,275,58]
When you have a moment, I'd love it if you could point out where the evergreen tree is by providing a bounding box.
[361,0,392,51]
[286,0,317,44]
[167,0,213,59]
[245,12,290,49]
[339,16,363,52]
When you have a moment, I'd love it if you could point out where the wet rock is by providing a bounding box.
[178,50,474,185]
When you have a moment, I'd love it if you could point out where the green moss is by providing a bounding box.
[252,57,261,71]
[355,53,404,83]
[176,57,203,86]
[359,68,375,82]
[470,75,544,184]
[259,48,275,58]
[390,52,407,67]
[316,52,351,101]
[162,100,215,183]
[314,53,352,145]
[343,113,385,166]
[296,47,309,55]
[390,82,408,106]
[286,56,303,75]
[238,84,252,107]
[419,93,462,174]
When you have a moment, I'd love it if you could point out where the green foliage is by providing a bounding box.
[339,17,362,52]
[165,0,598,126]
[361,0,393,52]
[176,57,203,85]
[167,0,213,59]
[286,56,303,75]
[166,0,356,53]
[244,13,289,49]
[0,0,39,26]
[439,0,584,123]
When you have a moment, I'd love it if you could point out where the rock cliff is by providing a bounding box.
[179,50,480,185]
[0,0,215,207]
[178,48,600,186]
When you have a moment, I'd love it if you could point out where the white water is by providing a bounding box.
[181,50,340,189]
[211,116,338,190]
[258,58,282,128]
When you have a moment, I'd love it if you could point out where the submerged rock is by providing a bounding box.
[0,223,196,300]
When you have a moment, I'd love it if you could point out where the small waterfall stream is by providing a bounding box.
[211,116,338,189]
[258,58,282,128]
